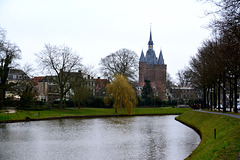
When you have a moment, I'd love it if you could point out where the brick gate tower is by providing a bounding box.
[139,29,167,100]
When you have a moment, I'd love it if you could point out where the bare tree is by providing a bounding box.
[99,48,138,82]
[0,27,21,107]
[176,68,190,87]
[82,64,97,78]
[36,44,82,109]
[184,0,240,112]
[69,71,93,108]
[166,72,175,89]
[10,65,37,108]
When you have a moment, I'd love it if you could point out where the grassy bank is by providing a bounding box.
[0,107,191,122]
[176,110,240,160]
[1,108,239,159]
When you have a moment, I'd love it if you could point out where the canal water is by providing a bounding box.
[0,115,200,160]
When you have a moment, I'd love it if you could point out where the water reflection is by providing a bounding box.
[0,115,200,160]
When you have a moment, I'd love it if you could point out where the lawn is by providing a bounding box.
[135,107,191,115]
[0,107,191,122]
[176,110,240,160]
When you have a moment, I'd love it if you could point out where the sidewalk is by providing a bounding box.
[195,110,240,119]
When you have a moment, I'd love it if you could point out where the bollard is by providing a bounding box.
[214,129,216,139]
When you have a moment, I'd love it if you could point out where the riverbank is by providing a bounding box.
[0,113,199,160]
[176,110,240,160]
[1,108,239,159]
[0,107,190,123]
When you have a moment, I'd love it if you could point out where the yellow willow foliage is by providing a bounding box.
[105,74,137,115]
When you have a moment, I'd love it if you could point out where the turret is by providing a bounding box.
[139,50,146,62]
[158,49,164,65]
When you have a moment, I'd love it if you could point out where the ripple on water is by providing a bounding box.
[0,115,200,160]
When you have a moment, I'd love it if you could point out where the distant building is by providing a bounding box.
[7,69,29,84]
[95,77,109,97]
[82,74,96,97]
[34,72,108,103]
[170,86,201,103]
[32,76,45,86]
[5,69,31,100]
[34,76,58,102]
[139,29,167,100]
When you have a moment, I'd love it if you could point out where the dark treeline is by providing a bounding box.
[184,0,239,112]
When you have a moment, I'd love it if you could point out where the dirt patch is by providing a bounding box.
[6,109,17,114]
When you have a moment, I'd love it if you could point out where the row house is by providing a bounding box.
[5,69,32,100]
[170,86,202,103]
[95,77,109,97]
[34,76,58,102]
[34,72,108,103]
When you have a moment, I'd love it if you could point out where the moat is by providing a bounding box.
[0,115,200,160]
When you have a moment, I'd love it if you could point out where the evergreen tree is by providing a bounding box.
[141,80,154,106]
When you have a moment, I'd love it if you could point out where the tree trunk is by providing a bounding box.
[229,79,233,112]
[234,75,238,113]
[218,79,221,111]
[210,87,213,111]
[207,89,210,110]
[59,93,64,109]
[203,87,206,109]
[222,77,226,113]
[213,84,217,110]
[64,97,66,109]
[207,88,210,110]
[0,86,5,109]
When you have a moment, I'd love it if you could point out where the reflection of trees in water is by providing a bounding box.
[139,117,167,159]
[0,124,9,140]
[102,117,135,134]
[0,116,200,160]
[108,117,134,125]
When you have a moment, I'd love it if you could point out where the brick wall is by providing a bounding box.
[139,62,167,100]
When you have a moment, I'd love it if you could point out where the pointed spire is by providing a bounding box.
[139,50,146,62]
[149,29,152,41]
[148,25,154,47]
[158,49,164,65]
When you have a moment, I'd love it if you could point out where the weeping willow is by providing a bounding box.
[105,74,137,115]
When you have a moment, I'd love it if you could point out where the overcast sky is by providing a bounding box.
[0,0,213,81]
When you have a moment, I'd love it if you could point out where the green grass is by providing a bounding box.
[176,110,240,160]
[0,107,191,122]
[135,107,191,115]
[0,108,116,122]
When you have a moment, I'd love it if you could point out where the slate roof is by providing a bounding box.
[148,30,154,46]
[140,30,165,65]
[158,49,164,65]
[139,50,146,62]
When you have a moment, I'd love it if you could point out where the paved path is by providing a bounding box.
[195,110,240,119]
